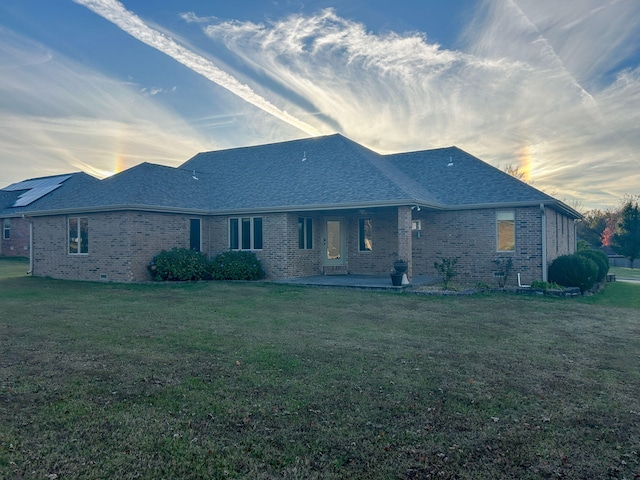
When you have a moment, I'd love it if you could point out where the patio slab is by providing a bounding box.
[274,274,440,291]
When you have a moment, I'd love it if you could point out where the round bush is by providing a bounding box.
[149,248,210,281]
[210,251,266,281]
[547,254,599,293]
[577,249,609,282]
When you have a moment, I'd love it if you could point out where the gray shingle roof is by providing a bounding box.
[386,147,555,206]
[0,173,98,217]
[3,134,580,218]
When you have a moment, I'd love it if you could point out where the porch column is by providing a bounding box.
[397,206,413,280]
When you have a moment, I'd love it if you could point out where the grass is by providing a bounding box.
[0,257,29,280]
[1,259,640,479]
[609,266,640,281]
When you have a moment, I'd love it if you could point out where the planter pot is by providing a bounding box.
[390,272,404,286]
[393,260,408,274]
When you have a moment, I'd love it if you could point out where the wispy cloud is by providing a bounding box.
[0,27,208,186]
[139,86,177,97]
[73,0,322,137]
[196,3,640,207]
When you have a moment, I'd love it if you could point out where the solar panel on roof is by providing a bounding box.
[5,175,72,207]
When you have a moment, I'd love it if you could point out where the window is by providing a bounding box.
[496,211,515,252]
[298,217,313,249]
[3,219,9,240]
[229,217,263,250]
[68,217,89,254]
[190,218,201,251]
[359,218,373,251]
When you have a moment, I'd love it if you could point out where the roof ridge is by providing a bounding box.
[348,139,442,204]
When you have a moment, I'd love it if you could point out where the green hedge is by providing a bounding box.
[547,254,599,293]
[577,249,609,283]
[210,251,266,281]
[149,248,211,281]
[149,249,266,282]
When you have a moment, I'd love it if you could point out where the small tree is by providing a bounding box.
[433,257,458,290]
[492,257,513,289]
[612,198,640,268]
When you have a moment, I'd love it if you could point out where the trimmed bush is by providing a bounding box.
[577,249,609,282]
[547,254,599,293]
[149,248,211,281]
[210,251,266,281]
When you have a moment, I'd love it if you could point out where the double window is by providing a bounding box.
[68,217,89,254]
[229,217,263,250]
[496,211,515,252]
[359,218,373,252]
[298,218,313,249]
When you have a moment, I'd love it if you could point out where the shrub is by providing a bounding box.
[547,254,599,293]
[433,257,458,290]
[577,249,609,282]
[149,248,210,281]
[492,257,514,288]
[210,251,266,281]
[530,280,563,291]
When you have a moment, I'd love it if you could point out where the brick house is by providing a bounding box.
[0,134,581,284]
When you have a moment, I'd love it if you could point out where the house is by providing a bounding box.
[0,134,581,284]
[0,173,99,263]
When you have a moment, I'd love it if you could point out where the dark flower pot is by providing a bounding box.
[390,272,403,286]
[393,260,408,274]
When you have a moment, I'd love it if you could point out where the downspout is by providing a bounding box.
[540,204,547,282]
[25,215,33,275]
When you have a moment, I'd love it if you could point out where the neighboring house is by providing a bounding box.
[0,134,581,284]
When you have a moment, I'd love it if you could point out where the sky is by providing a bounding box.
[1,1,639,210]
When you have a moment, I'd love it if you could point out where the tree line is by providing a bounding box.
[577,195,640,268]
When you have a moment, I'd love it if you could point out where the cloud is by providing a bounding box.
[0,27,208,187]
[74,0,322,136]
[465,0,640,87]
[196,4,640,207]
[139,86,177,97]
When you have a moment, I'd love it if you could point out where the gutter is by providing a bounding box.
[17,198,576,218]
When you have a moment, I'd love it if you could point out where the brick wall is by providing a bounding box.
[32,212,214,282]
[346,208,405,275]
[546,208,576,263]
[411,206,554,286]
[0,217,30,257]
[29,206,576,284]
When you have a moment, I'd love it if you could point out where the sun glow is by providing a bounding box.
[517,144,532,183]
[114,152,126,175]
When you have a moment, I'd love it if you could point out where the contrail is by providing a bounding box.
[73,0,321,136]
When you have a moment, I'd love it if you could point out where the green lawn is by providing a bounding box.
[0,256,29,280]
[1,259,639,479]
[609,265,640,281]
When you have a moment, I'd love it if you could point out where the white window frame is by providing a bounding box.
[3,219,9,240]
[68,216,89,255]
[358,218,373,252]
[496,210,515,252]
[229,217,263,251]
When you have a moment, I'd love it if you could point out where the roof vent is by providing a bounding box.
[447,156,454,167]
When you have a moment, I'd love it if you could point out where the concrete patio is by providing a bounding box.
[274,274,441,291]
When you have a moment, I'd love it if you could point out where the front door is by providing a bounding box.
[324,219,345,266]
